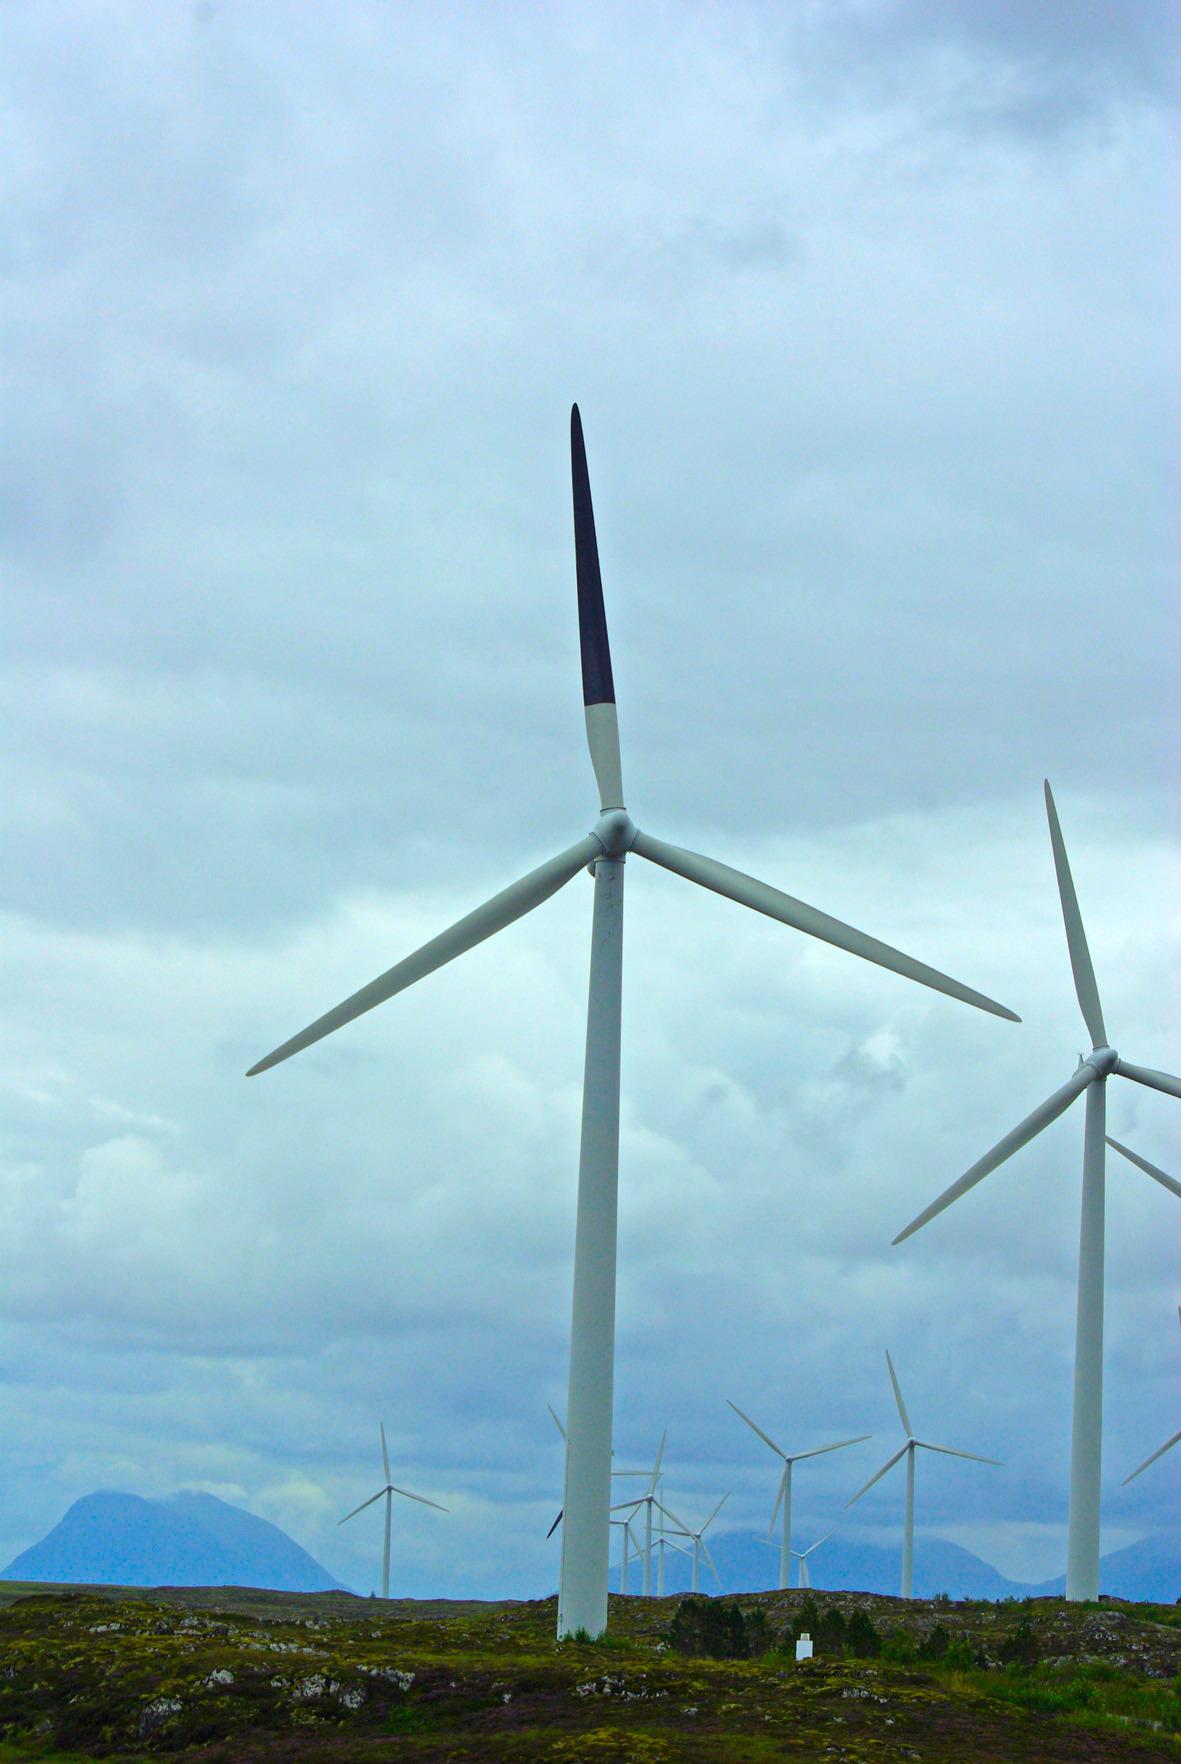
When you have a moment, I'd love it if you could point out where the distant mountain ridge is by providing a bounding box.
[1,1491,345,1593]
[611,1526,1181,1603]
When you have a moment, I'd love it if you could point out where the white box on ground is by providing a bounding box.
[795,1634,813,1662]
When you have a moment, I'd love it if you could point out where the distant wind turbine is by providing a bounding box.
[791,1531,834,1590]
[248,408,1017,1637]
[894,783,1181,1600]
[655,1493,729,1593]
[611,1430,671,1597]
[1123,1302,1181,1488]
[728,1399,868,1590]
[845,1351,999,1600]
[337,1422,447,1600]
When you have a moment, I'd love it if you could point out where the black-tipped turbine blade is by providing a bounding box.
[571,405,615,708]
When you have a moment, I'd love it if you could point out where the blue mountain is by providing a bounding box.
[1,1490,345,1592]
[612,1526,1181,1603]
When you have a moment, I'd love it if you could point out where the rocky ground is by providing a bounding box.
[1,1580,1178,1761]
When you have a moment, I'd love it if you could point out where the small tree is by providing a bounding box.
[917,1623,950,1661]
[998,1621,1040,1669]
[845,1608,882,1659]
[816,1607,847,1655]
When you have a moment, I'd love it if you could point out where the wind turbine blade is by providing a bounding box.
[845,1444,909,1507]
[247,835,602,1075]
[1114,1059,1181,1102]
[571,405,624,812]
[802,1531,834,1556]
[793,1434,872,1463]
[609,1496,644,1513]
[1044,781,1107,1048]
[648,1428,667,1492]
[726,1399,787,1460]
[700,1492,730,1534]
[389,1484,449,1513]
[338,1487,387,1525]
[893,1064,1095,1244]
[885,1350,913,1437]
[1123,1430,1181,1485]
[548,1404,568,1442]
[653,1499,692,1535]
[916,1441,1002,1466]
[632,830,1019,1022]
[1106,1138,1181,1201]
[769,1466,788,1537]
[703,1539,721,1584]
[547,1510,563,1538]
[380,1421,391,1485]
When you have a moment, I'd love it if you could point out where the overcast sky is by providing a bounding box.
[2,0,1178,1598]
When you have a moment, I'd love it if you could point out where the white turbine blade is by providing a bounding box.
[700,1492,730,1534]
[389,1484,449,1513]
[845,1444,909,1507]
[916,1441,1002,1466]
[802,1531,834,1557]
[571,406,625,812]
[380,1420,391,1485]
[632,829,1019,1022]
[885,1351,913,1437]
[769,1465,789,1536]
[702,1539,721,1584]
[1123,1430,1181,1485]
[893,1064,1095,1245]
[247,834,602,1075]
[1106,1138,1181,1201]
[1044,781,1107,1048]
[547,1510,563,1538]
[792,1434,872,1463]
[338,1487,387,1526]
[648,1428,667,1492]
[653,1498,692,1535]
[727,1398,787,1460]
[548,1404,568,1442]
[610,1496,644,1513]
[1114,1059,1181,1102]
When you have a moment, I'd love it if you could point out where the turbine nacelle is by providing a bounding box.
[591,810,638,861]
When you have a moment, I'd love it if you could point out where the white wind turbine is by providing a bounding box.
[1123,1301,1181,1489]
[728,1399,868,1591]
[893,782,1181,1600]
[791,1531,833,1590]
[248,407,1017,1638]
[656,1493,729,1593]
[337,1422,448,1600]
[610,1429,670,1597]
[845,1351,999,1599]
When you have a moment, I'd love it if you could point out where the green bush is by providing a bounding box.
[667,1598,751,1660]
[845,1609,882,1659]
[998,1621,1040,1670]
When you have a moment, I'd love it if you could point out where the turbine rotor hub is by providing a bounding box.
[1085,1045,1119,1077]
[591,809,638,860]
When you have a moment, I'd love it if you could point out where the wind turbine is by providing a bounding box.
[728,1399,868,1590]
[247,407,1017,1637]
[657,1493,729,1593]
[791,1531,833,1590]
[893,782,1181,1600]
[845,1351,999,1599]
[610,1429,669,1597]
[337,1422,448,1600]
[1123,1302,1181,1488]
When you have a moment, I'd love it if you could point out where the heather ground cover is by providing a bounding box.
[2,1582,1179,1761]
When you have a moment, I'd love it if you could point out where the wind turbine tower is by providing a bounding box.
[249,409,1017,1636]
[894,784,1180,1599]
